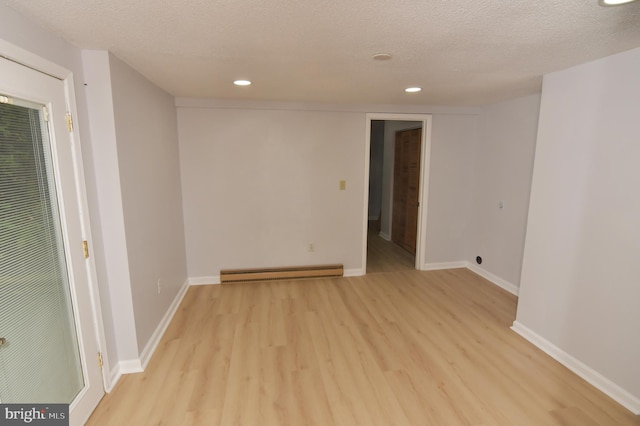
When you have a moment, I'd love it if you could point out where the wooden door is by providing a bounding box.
[392,128,421,254]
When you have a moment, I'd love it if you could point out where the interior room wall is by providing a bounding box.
[83,51,189,370]
[423,114,478,266]
[177,105,367,279]
[515,47,640,411]
[81,50,138,365]
[177,103,482,280]
[465,94,541,289]
[107,54,188,354]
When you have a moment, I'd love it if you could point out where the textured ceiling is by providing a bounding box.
[4,0,640,106]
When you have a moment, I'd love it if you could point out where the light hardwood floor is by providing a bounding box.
[366,229,414,273]
[87,269,639,425]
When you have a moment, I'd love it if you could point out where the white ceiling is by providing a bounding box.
[5,0,640,106]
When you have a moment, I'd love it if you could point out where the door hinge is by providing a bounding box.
[82,240,90,259]
[97,352,104,369]
[43,106,50,122]
[0,95,13,104]
[66,112,74,132]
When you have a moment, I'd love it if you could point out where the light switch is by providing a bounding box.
[339,180,346,190]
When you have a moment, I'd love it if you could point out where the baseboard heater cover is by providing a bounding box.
[220,264,344,283]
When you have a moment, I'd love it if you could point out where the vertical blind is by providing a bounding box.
[0,99,84,403]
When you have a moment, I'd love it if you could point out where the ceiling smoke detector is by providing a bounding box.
[372,53,392,61]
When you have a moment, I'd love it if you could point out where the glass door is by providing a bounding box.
[0,97,85,402]
[0,56,104,424]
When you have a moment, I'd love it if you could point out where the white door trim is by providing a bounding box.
[0,39,109,404]
[363,113,433,272]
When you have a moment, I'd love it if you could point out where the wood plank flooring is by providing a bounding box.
[366,230,414,273]
[87,267,639,425]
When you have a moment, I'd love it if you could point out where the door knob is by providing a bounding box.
[0,337,6,346]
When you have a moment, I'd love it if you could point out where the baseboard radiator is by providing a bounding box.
[220,264,343,284]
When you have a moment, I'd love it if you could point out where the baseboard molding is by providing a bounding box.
[420,261,467,271]
[106,280,190,392]
[118,359,143,375]
[344,268,365,277]
[419,261,519,296]
[106,365,121,393]
[104,352,143,393]
[189,275,221,285]
[465,263,519,296]
[378,232,391,241]
[106,358,145,392]
[139,279,190,369]
[511,321,640,415]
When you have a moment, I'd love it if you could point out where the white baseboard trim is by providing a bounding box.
[189,275,221,285]
[106,279,190,392]
[420,261,467,271]
[106,365,121,393]
[465,263,519,296]
[118,359,143,375]
[378,232,391,241]
[105,359,144,392]
[511,321,640,415]
[344,268,365,277]
[105,355,143,393]
[418,261,519,297]
[139,279,190,369]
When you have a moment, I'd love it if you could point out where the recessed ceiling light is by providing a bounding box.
[372,53,392,61]
[405,87,422,93]
[233,80,251,86]
[599,0,639,5]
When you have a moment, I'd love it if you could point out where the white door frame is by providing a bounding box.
[363,113,433,272]
[0,39,109,405]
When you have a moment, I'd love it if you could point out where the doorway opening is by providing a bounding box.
[363,114,432,274]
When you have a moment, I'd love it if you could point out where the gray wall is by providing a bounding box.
[424,114,478,265]
[516,47,640,409]
[108,54,188,353]
[466,94,541,286]
[177,106,366,277]
[176,103,485,279]
[82,51,189,367]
